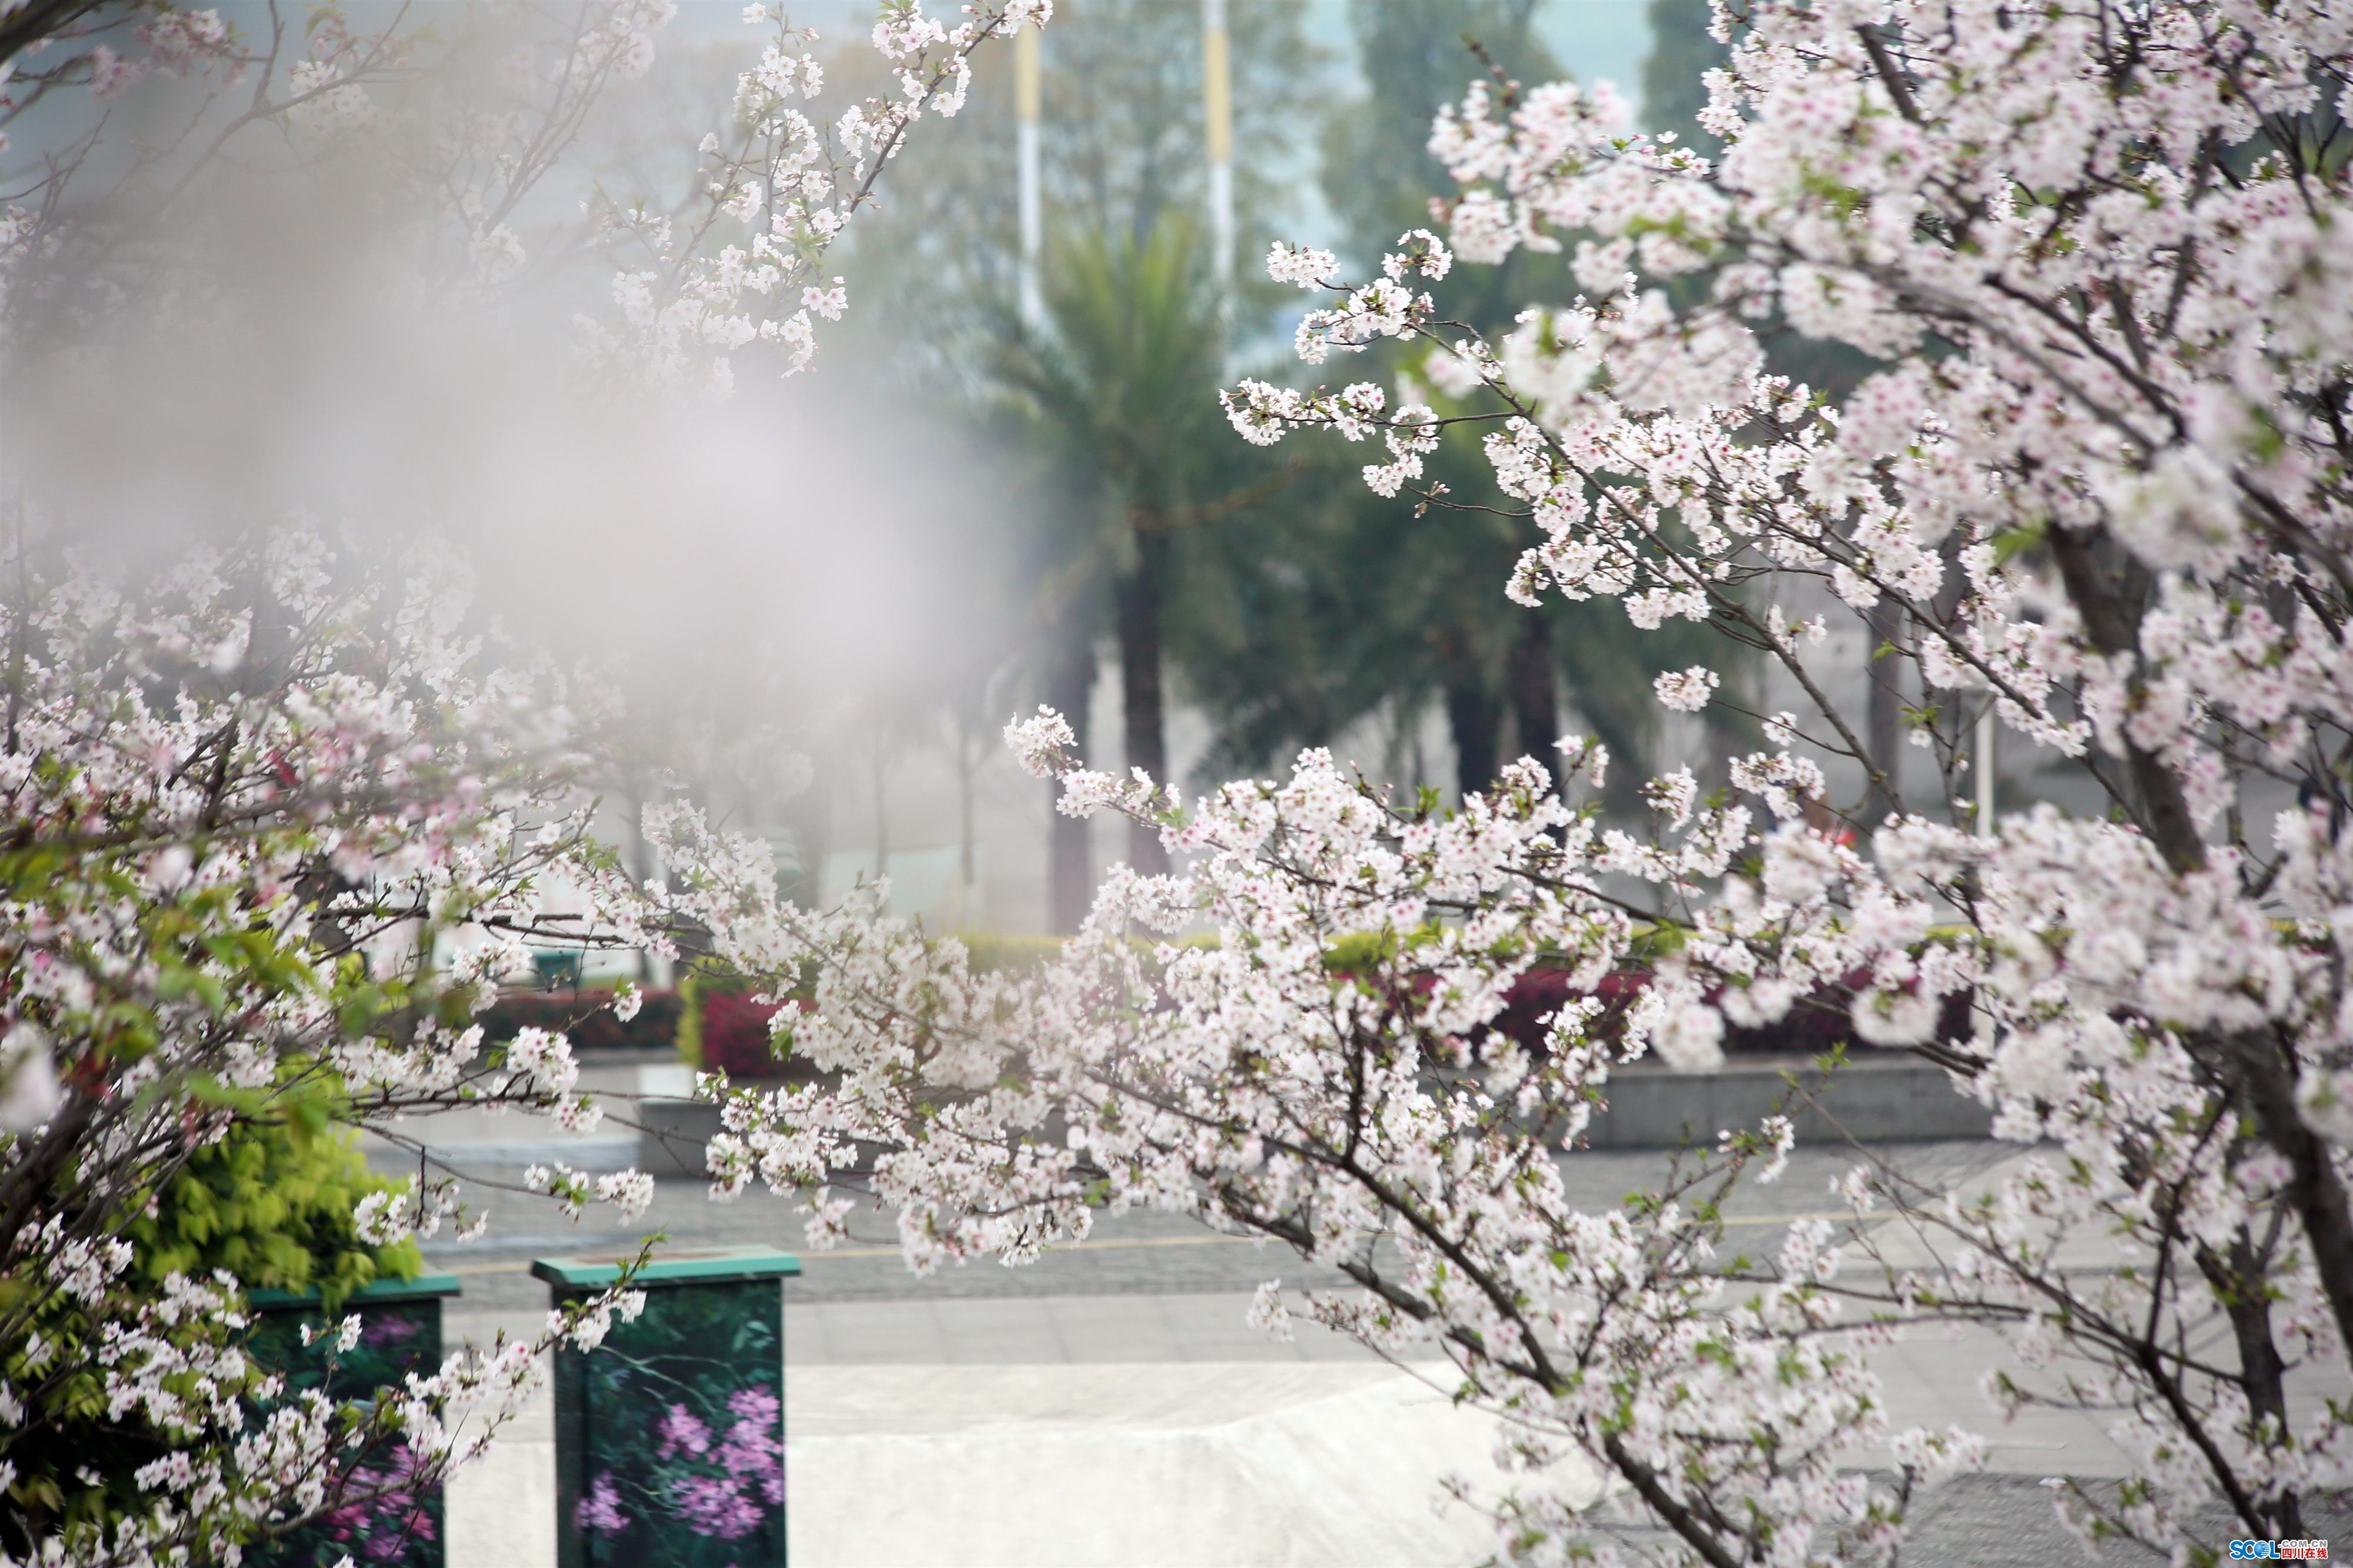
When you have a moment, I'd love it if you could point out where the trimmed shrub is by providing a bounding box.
[697,988,790,1079]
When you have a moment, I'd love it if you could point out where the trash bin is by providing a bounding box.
[246,1271,464,1568]
[532,1246,801,1567]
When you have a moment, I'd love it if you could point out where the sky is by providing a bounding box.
[668,1,1658,117]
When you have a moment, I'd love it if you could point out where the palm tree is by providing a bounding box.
[995,215,1291,887]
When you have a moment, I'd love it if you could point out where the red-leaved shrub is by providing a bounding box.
[698,989,789,1079]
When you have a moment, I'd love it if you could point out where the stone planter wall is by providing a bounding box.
[635,1053,1987,1176]
[1582,1054,1991,1148]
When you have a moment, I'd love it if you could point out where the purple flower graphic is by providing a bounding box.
[668,1472,765,1540]
[314,1443,436,1562]
[574,1471,630,1537]
[656,1402,712,1460]
[716,1387,785,1506]
[559,1281,786,1562]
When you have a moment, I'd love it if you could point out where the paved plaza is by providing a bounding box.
[371,1095,2347,1566]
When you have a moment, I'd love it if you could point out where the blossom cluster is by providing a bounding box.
[578,0,1052,396]
[1,1210,644,1566]
[0,0,1042,1550]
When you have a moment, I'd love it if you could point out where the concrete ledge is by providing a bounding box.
[1586,1053,1989,1149]
[637,1096,723,1177]
[636,1055,1988,1175]
[443,1359,1600,1568]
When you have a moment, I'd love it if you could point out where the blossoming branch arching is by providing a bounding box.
[658,1,2353,1562]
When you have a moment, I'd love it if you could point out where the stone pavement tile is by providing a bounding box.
[1892,1473,2353,1565]
[781,1290,1376,1365]
[787,1362,1403,1434]
[805,1299,950,1362]
[1159,1291,1331,1361]
[781,1300,832,1363]
[401,1142,2019,1309]
[1292,1322,1384,1361]
[784,1363,1599,1568]
[1857,1325,2135,1476]
[1043,1292,1185,1361]
[435,1323,552,1568]
[935,1294,1072,1363]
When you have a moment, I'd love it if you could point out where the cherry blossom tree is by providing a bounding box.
[0,2,1045,1562]
[654,0,2353,1561]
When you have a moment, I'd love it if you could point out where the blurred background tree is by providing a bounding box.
[1178,0,1751,813]
[783,0,1813,931]
[1642,0,1725,154]
[834,0,1321,929]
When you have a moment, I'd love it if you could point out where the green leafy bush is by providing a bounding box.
[127,1107,422,1312]
[1,1103,421,1550]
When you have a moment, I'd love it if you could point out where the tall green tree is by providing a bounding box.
[995,219,1241,879]
[832,0,1324,929]
[1642,0,1726,152]
[1179,0,1743,810]
[1641,0,1915,818]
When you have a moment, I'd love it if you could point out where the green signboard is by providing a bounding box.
[533,1247,800,1568]
[246,1272,463,1568]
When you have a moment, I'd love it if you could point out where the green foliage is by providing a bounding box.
[1322,925,1440,975]
[676,969,705,1070]
[1,1267,265,1554]
[828,0,1325,392]
[1176,0,1765,807]
[478,984,684,1056]
[2,1105,415,1554]
[126,1109,422,1314]
[954,930,1069,974]
[1005,217,1233,507]
[1320,0,1564,262]
[676,966,818,1078]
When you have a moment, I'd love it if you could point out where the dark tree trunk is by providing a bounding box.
[1864,595,1905,822]
[782,760,830,910]
[1506,613,1559,792]
[1442,675,1502,805]
[1434,617,1503,805]
[1112,525,1171,876]
[1045,630,1095,936]
[957,745,978,890]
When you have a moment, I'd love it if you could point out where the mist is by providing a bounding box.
[0,15,1063,934]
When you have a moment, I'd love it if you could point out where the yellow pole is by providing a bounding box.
[1202,0,1233,299]
[1016,25,1043,332]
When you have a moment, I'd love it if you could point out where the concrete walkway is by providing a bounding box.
[394,1125,2165,1565]
[444,1293,1595,1568]
[438,1282,2146,1568]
